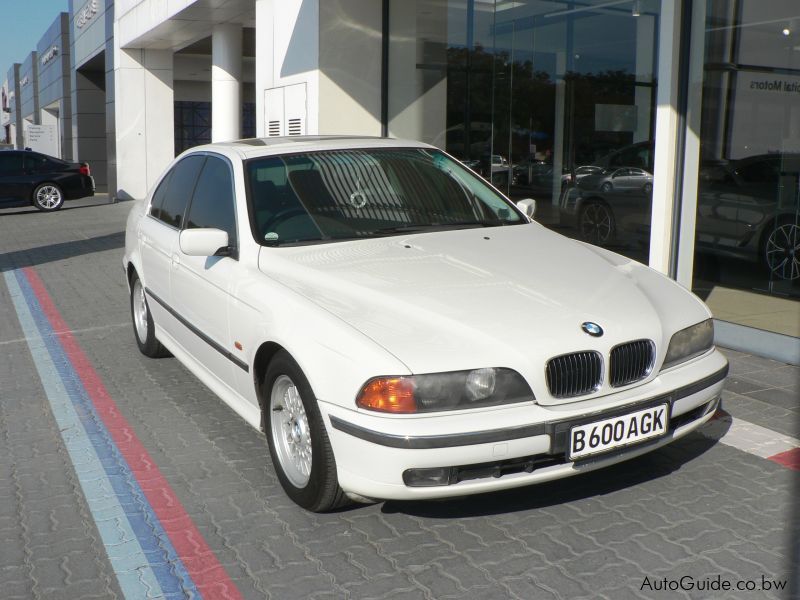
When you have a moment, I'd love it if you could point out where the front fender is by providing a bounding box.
[231,264,411,413]
[123,200,147,290]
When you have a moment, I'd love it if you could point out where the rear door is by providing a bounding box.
[170,154,243,392]
[24,153,82,197]
[139,155,206,337]
[0,152,28,202]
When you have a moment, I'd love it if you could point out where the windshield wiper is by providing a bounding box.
[371,221,498,236]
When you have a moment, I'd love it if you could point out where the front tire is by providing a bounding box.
[32,183,64,211]
[263,351,348,512]
[600,182,613,193]
[129,272,170,358]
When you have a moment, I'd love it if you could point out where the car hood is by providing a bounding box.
[258,224,709,403]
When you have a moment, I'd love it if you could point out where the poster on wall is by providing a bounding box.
[25,124,58,156]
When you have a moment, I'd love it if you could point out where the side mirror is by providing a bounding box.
[179,228,229,257]
[516,198,536,220]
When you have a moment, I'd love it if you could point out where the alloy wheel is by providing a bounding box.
[270,375,312,487]
[580,203,614,245]
[132,279,149,342]
[36,185,62,209]
[765,222,800,280]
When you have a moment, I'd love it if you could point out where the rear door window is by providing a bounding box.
[155,155,206,228]
[149,171,173,219]
[24,154,65,173]
[0,153,23,175]
[184,156,237,248]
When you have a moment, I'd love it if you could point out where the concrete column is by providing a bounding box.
[113,42,174,200]
[387,0,447,144]
[212,23,242,142]
[648,0,683,275]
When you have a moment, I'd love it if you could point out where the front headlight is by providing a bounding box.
[662,319,714,370]
[356,368,534,414]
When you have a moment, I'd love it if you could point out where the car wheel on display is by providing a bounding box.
[579,201,616,246]
[263,351,349,512]
[32,183,64,211]
[644,182,653,194]
[763,217,800,280]
[600,182,613,193]
[129,272,171,358]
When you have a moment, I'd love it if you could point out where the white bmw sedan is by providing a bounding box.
[124,136,728,511]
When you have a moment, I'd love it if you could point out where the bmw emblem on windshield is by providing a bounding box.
[581,322,604,337]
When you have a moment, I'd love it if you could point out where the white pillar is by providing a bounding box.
[675,0,708,288]
[212,23,242,142]
[648,0,682,275]
[113,41,174,200]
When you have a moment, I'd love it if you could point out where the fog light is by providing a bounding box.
[402,467,452,487]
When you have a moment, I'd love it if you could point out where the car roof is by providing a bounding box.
[182,135,437,161]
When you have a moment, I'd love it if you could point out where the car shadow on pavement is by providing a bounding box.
[381,427,729,518]
[0,194,118,216]
[0,231,125,270]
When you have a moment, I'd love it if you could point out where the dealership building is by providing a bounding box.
[1,0,798,364]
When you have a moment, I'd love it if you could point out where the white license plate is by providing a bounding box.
[568,404,669,461]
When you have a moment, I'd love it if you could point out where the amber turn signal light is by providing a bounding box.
[356,377,417,413]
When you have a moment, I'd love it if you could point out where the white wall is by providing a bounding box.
[255,0,383,138]
[387,0,447,145]
[255,0,320,137]
[318,0,382,136]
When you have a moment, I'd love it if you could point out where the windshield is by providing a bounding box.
[245,147,524,246]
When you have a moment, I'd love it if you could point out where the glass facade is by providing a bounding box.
[691,0,800,337]
[174,101,257,155]
[388,0,661,263]
[389,0,799,344]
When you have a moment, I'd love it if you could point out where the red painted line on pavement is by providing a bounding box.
[768,447,800,472]
[23,267,242,600]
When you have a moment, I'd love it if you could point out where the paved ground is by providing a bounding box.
[0,196,798,599]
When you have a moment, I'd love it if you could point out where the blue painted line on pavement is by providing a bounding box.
[5,269,201,599]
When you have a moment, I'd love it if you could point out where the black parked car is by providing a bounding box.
[0,150,95,211]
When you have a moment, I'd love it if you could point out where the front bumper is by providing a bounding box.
[321,349,728,500]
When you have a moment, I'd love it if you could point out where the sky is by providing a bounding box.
[0,0,70,80]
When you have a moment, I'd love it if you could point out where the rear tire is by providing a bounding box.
[129,272,170,358]
[32,183,64,211]
[263,351,349,512]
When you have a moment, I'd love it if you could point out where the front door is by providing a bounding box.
[169,155,242,393]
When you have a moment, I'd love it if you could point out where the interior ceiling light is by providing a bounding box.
[782,28,791,36]
[632,0,641,17]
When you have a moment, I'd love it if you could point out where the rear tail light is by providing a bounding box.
[79,163,91,176]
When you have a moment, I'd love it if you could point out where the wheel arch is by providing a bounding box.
[252,340,289,430]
